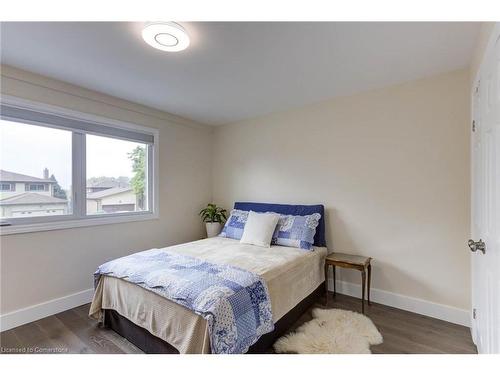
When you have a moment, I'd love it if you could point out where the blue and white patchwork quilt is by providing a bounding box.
[94,249,274,354]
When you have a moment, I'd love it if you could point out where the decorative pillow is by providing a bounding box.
[240,211,280,248]
[271,213,321,250]
[219,209,249,240]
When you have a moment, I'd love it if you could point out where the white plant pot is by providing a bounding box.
[205,222,222,238]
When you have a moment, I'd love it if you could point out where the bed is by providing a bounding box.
[89,202,327,354]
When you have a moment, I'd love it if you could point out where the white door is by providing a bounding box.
[470,23,500,354]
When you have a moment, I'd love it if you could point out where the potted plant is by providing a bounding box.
[199,203,227,238]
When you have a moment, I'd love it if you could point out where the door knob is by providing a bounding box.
[468,239,486,254]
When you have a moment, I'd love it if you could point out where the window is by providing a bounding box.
[27,183,48,191]
[1,183,13,191]
[0,120,72,219]
[86,135,148,215]
[0,99,158,234]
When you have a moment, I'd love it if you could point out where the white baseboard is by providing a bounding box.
[0,281,471,332]
[328,278,470,327]
[0,288,94,332]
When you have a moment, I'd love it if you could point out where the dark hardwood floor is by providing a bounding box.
[0,293,477,354]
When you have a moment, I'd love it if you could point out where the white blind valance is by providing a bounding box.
[0,104,154,144]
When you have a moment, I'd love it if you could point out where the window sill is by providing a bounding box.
[0,212,159,236]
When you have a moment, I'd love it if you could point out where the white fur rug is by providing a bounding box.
[273,308,383,354]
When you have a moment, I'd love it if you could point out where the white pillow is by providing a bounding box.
[240,211,280,248]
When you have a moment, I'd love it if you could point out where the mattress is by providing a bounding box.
[89,237,327,353]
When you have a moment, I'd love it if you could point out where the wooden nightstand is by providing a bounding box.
[324,253,372,314]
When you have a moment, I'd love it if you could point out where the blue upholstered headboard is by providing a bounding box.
[233,202,326,247]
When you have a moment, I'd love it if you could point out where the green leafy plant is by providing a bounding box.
[128,146,146,209]
[50,174,67,200]
[199,203,227,223]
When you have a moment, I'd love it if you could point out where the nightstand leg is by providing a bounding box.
[361,269,366,314]
[367,264,372,305]
[332,265,336,297]
[324,264,329,306]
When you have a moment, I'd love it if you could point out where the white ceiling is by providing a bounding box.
[1,22,480,125]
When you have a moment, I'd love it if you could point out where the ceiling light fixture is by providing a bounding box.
[142,22,190,52]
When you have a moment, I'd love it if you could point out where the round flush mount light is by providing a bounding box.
[142,22,190,52]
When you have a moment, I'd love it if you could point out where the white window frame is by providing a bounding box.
[0,95,159,235]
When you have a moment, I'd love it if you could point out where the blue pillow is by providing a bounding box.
[219,209,249,240]
[271,213,321,250]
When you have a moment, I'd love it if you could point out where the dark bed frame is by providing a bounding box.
[103,282,324,354]
[102,202,327,354]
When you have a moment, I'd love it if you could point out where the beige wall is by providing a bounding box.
[212,69,471,310]
[0,65,213,314]
[0,64,473,316]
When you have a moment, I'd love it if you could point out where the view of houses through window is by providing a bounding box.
[0,119,148,220]
[0,120,72,219]
[86,134,147,215]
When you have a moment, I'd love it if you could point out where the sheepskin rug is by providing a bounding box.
[273,308,383,354]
